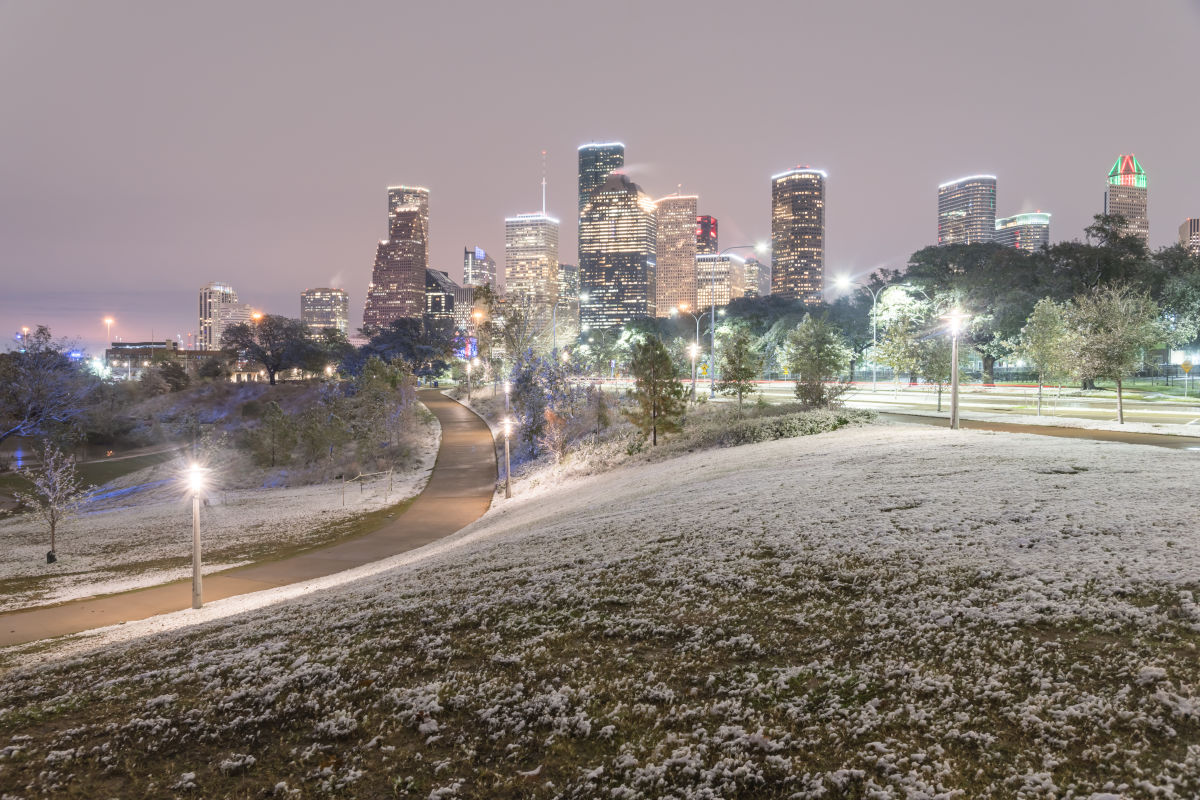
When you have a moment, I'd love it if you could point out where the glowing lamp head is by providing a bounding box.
[688,343,699,358]
[104,317,114,325]
[187,463,205,494]
[835,275,852,290]
[944,311,968,334]
[471,357,479,366]
[503,417,513,437]
[504,380,511,396]
[561,349,570,362]
[755,242,769,254]
[251,312,263,322]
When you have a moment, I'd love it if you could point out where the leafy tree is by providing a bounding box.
[537,408,569,463]
[716,326,761,412]
[825,292,876,383]
[1064,285,1167,424]
[912,332,957,412]
[509,350,573,455]
[220,315,315,385]
[248,401,298,466]
[352,356,416,452]
[361,317,456,377]
[197,356,228,381]
[1017,298,1069,415]
[0,326,94,445]
[138,367,171,397]
[785,314,851,408]
[16,441,94,562]
[623,338,687,446]
[157,361,190,392]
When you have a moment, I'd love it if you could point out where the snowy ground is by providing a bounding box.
[4,423,1200,797]
[0,414,440,612]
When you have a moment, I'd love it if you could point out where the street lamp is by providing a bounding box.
[467,357,479,403]
[502,417,513,499]
[943,311,968,430]
[104,317,114,344]
[671,303,703,401]
[504,379,511,414]
[186,463,207,609]
[709,244,767,397]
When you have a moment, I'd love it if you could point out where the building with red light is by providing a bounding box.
[696,214,718,254]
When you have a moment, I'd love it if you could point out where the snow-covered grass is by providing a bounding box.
[865,403,1200,438]
[4,424,1200,797]
[0,412,440,612]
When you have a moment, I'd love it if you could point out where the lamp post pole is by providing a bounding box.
[466,359,472,404]
[503,417,512,499]
[710,245,759,398]
[188,464,205,609]
[950,326,960,430]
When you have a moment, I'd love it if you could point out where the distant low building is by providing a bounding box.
[104,340,232,379]
[742,257,771,298]
[301,288,349,336]
[995,212,1051,252]
[1180,218,1200,256]
[696,253,745,309]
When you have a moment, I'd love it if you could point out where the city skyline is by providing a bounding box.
[4,2,1199,351]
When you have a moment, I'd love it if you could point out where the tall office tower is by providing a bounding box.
[937,175,997,245]
[696,254,746,309]
[198,281,238,350]
[994,212,1051,252]
[742,257,771,298]
[505,213,560,314]
[654,195,699,316]
[579,173,657,329]
[363,185,430,330]
[558,263,579,303]
[301,288,350,336]
[578,142,626,214]
[696,214,718,254]
[463,246,497,287]
[771,167,826,304]
[1105,155,1149,244]
[215,302,254,343]
[1180,219,1200,256]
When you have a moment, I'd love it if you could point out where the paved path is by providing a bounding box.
[878,412,1200,450]
[0,390,495,647]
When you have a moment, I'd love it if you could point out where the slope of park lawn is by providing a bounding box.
[0,414,440,613]
[4,421,1200,797]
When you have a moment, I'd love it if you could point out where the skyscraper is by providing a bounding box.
[198,281,238,350]
[654,195,698,316]
[577,142,625,214]
[505,213,560,314]
[463,246,497,288]
[579,173,657,329]
[994,213,1051,252]
[363,185,430,330]
[425,269,460,324]
[1180,218,1200,256]
[300,288,350,336]
[696,254,745,309]
[937,175,997,245]
[696,214,718,254]
[771,167,826,304]
[558,263,579,303]
[742,257,771,299]
[1105,155,1149,244]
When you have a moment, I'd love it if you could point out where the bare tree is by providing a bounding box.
[16,441,95,563]
[0,326,94,445]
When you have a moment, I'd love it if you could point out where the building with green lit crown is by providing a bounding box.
[1104,154,1149,245]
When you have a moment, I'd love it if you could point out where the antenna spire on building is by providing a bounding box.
[541,149,548,216]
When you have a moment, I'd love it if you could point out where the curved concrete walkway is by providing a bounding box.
[0,390,495,647]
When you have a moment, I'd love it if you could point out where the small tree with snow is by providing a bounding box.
[716,326,762,413]
[16,441,94,563]
[624,338,687,446]
[1064,284,1166,424]
[1018,298,1069,416]
[785,314,851,408]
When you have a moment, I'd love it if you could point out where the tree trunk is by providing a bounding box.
[1037,379,1043,416]
[982,354,995,386]
[1116,378,1124,424]
[937,384,942,412]
[50,521,56,554]
[268,369,277,385]
[848,356,857,384]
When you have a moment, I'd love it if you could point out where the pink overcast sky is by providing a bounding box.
[2,0,1199,354]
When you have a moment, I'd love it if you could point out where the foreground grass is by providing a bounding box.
[3,423,1200,798]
